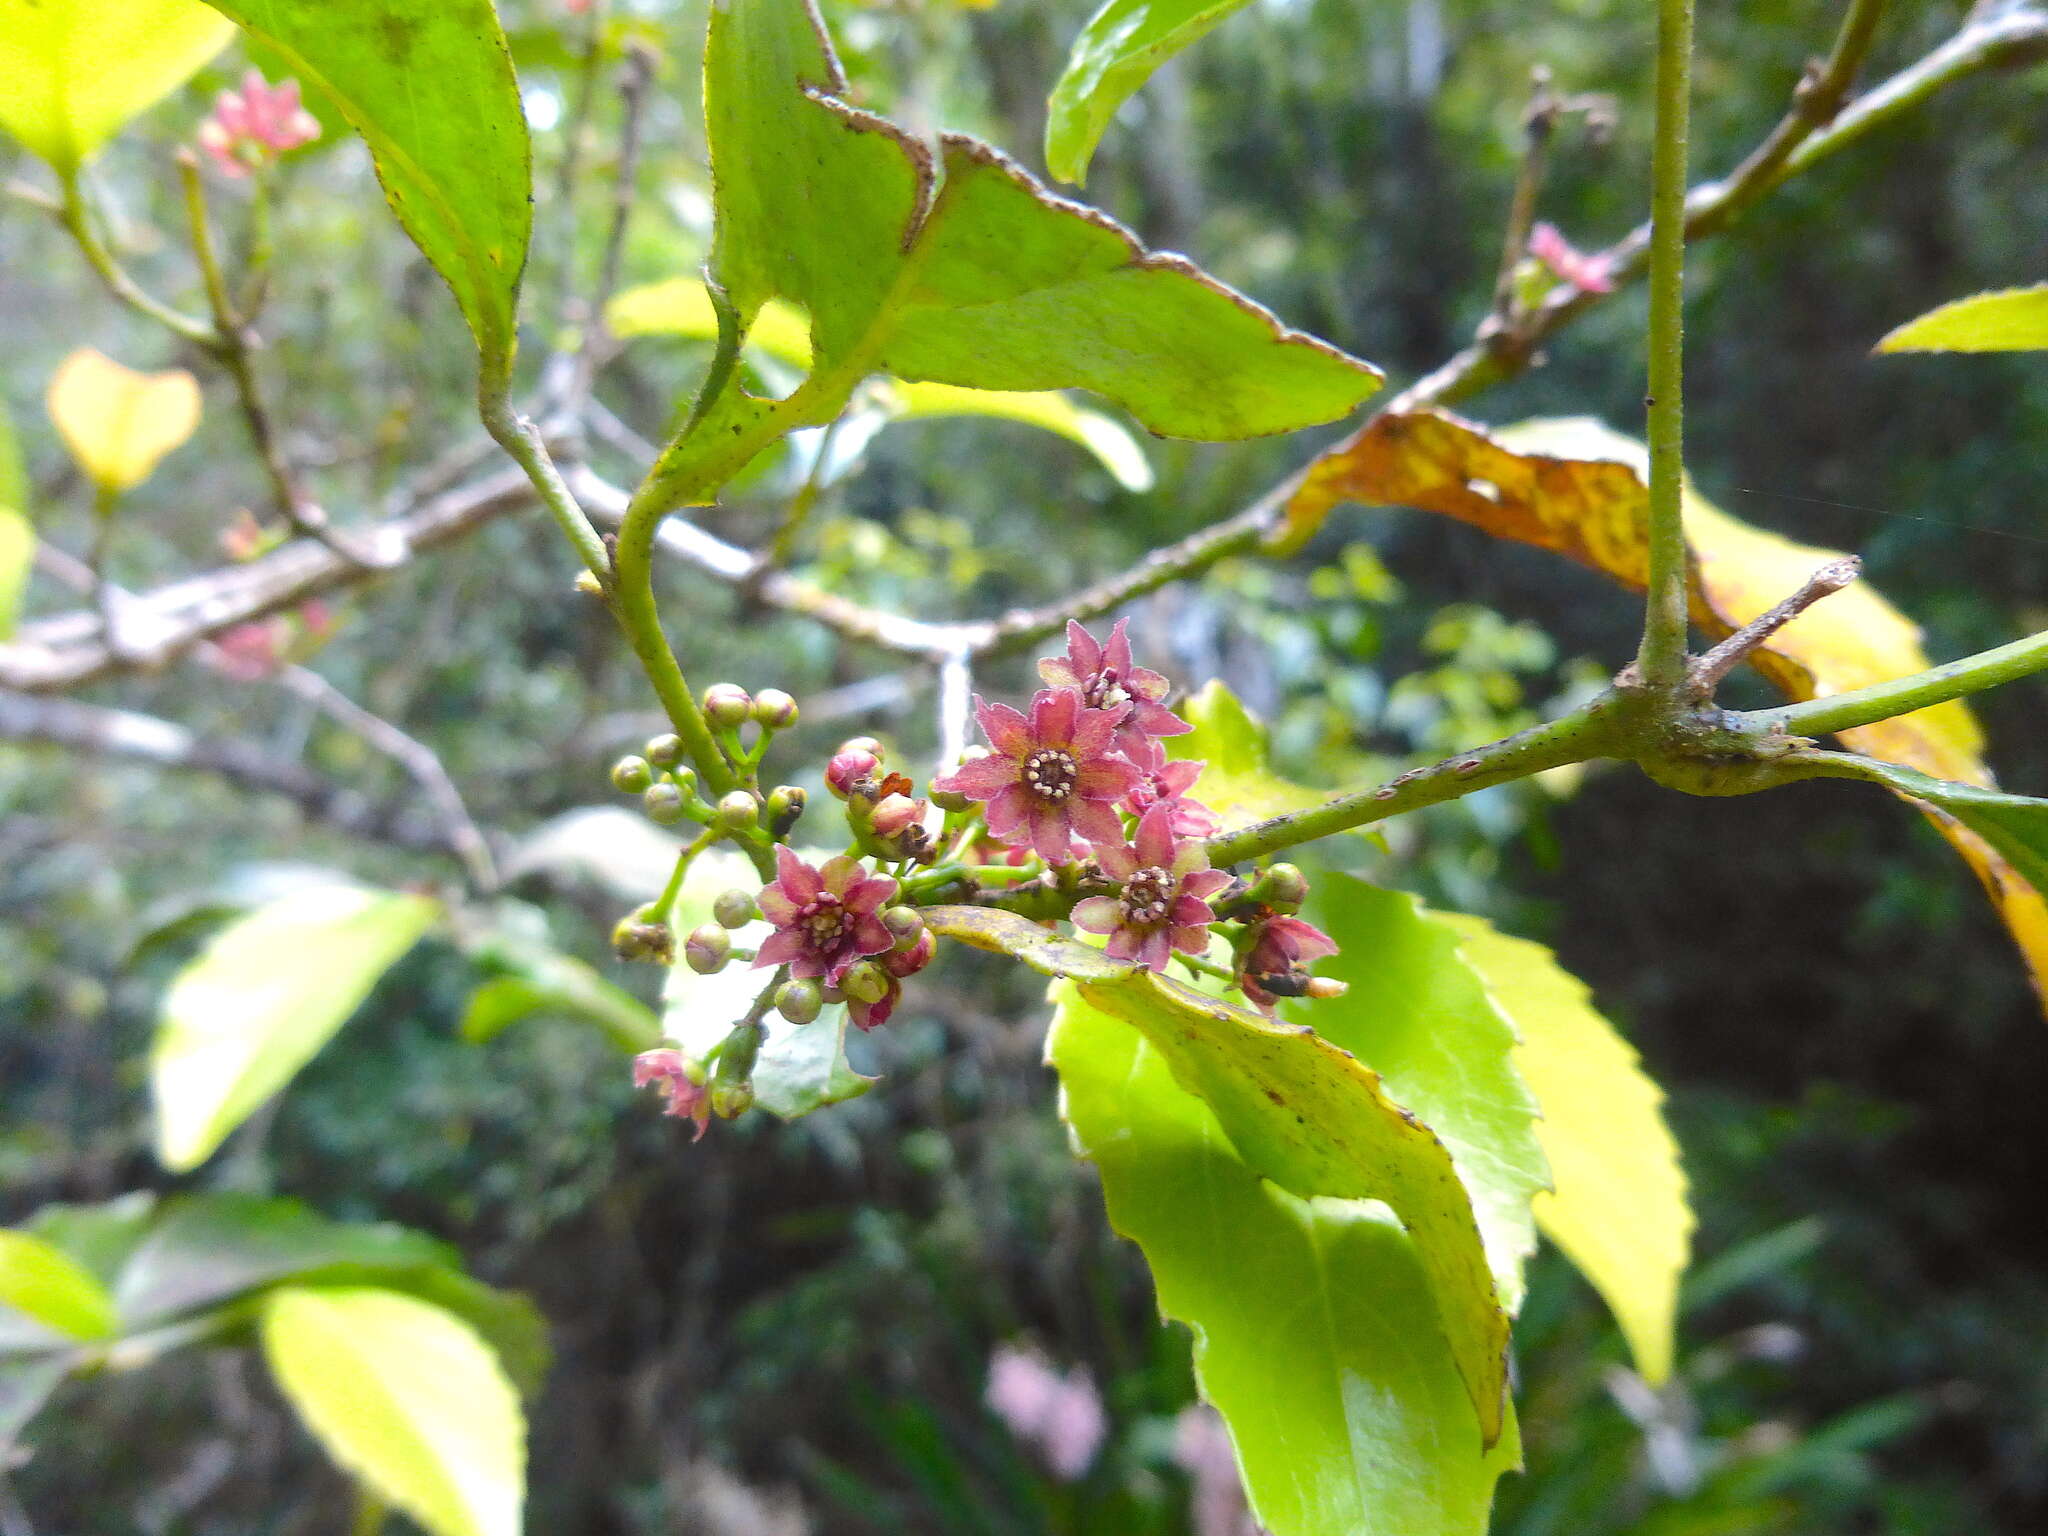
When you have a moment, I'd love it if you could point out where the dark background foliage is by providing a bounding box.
[2,0,2045,1530]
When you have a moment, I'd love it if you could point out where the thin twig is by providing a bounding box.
[557,40,658,411]
[1689,556,1860,694]
[1489,67,1562,319]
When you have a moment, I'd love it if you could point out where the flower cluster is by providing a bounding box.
[198,71,320,179]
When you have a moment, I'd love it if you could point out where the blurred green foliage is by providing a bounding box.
[2,0,2046,1529]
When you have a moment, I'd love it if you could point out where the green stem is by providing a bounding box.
[1636,0,1696,692]
[58,169,219,352]
[1730,626,2048,741]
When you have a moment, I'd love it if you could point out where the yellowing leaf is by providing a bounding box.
[0,1230,117,1341]
[1877,285,2048,354]
[1283,408,2048,1010]
[46,348,201,495]
[260,1286,523,1536]
[1436,914,1691,1384]
[151,885,439,1172]
[0,0,233,171]
[607,278,814,369]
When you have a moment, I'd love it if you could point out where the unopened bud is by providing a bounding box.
[767,784,806,837]
[709,1079,755,1118]
[752,688,798,729]
[871,793,924,839]
[716,789,759,830]
[883,929,936,978]
[610,755,654,794]
[1249,862,1309,914]
[685,924,732,974]
[825,748,880,799]
[775,978,823,1025]
[645,733,684,770]
[612,916,673,964]
[882,906,925,950]
[840,959,890,1005]
[840,736,884,760]
[712,889,759,929]
[703,683,753,728]
[643,781,687,825]
[1304,976,1349,1000]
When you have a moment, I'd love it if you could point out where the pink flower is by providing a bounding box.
[1072,804,1230,972]
[199,71,320,178]
[1528,222,1617,295]
[1122,735,1218,839]
[1037,618,1186,749]
[1238,915,1340,1012]
[1174,1406,1263,1536]
[933,690,1140,865]
[633,1049,711,1140]
[847,930,935,1031]
[754,847,898,984]
[985,1346,1106,1482]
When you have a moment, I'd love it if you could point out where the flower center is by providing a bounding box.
[803,894,847,946]
[1023,748,1078,802]
[1082,669,1131,713]
[1121,866,1174,926]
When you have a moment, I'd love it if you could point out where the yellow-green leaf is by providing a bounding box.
[0,0,233,171]
[0,399,28,639]
[47,348,201,495]
[1049,988,1520,1536]
[1877,285,2048,354]
[607,279,813,369]
[1436,913,1691,1384]
[260,1286,523,1536]
[0,1231,116,1341]
[1170,680,1331,834]
[151,885,439,1172]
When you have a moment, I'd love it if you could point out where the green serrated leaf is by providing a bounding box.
[1171,680,1334,834]
[0,1232,116,1342]
[150,884,439,1172]
[1045,0,1253,187]
[0,0,233,171]
[1876,285,2048,354]
[0,397,29,640]
[199,0,532,387]
[261,1286,524,1536]
[1433,913,1691,1385]
[704,0,1380,440]
[1049,988,1519,1536]
[1291,878,1549,1314]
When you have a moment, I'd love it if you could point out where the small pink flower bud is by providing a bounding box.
[882,930,936,978]
[703,683,753,727]
[870,793,924,839]
[840,736,884,759]
[752,688,799,729]
[685,924,732,975]
[826,748,880,799]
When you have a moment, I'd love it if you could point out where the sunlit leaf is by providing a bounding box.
[1281,408,2048,1010]
[461,958,660,1055]
[927,905,1511,1445]
[607,279,813,368]
[1293,877,1549,1313]
[199,0,532,387]
[1877,285,2048,354]
[1433,912,1691,1384]
[1171,680,1337,835]
[0,399,28,639]
[0,1232,116,1342]
[1049,987,1519,1536]
[704,0,1380,440]
[0,0,233,171]
[46,348,201,495]
[1044,0,1254,187]
[151,885,439,1172]
[261,1286,524,1536]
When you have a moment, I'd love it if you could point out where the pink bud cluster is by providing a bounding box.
[198,70,319,179]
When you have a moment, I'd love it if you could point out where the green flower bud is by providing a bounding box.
[709,1079,755,1119]
[752,688,798,729]
[645,733,685,770]
[612,916,673,964]
[717,790,760,830]
[775,978,823,1025]
[610,755,654,795]
[882,906,925,950]
[767,784,807,837]
[840,959,890,1005]
[712,889,760,929]
[703,683,753,728]
[1249,863,1309,914]
[643,781,687,825]
[685,924,732,974]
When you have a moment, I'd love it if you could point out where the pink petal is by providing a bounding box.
[757,886,800,925]
[1134,804,1178,869]
[1071,897,1121,934]
[1126,664,1171,704]
[1181,869,1232,900]
[820,854,863,896]
[978,697,1033,759]
[846,875,898,914]
[1032,687,1080,745]
[1094,840,1138,880]
[1100,619,1133,676]
[1137,930,1173,972]
[1029,805,1076,864]
[937,754,1019,798]
[1067,798,1125,848]
[985,783,1035,839]
[755,930,807,967]
[853,915,894,954]
[1038,658,1082,689]
[1130,699,1190,737]
[1074,760,1140,800]
[1274,916,1339,961]
[1103,929,1141,962]
[1065,619,1103,677]
[774,845,822,903]
[1170,895,1215,928]
[1159,759,1204,794]
[1068,707,1120,758]
[1170,923,1213,956]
